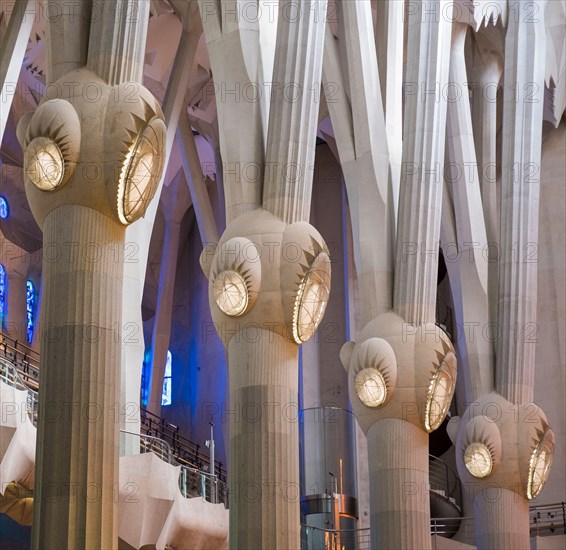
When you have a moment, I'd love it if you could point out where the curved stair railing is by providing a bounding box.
[429,453,461,510]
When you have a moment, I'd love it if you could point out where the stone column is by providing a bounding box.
[393,0,453,325]
[341,313,456,550]
[16,2,165,545]
[367,420,430,549]
[228,330,299,548]
[33,205,123,549]
[375,0,403,222]
[462,3,550,549]
[496,0,547,405]
[473,488,529,549]
[200,3,329,548]
[471,49,502,343]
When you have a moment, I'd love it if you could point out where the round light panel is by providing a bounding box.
[527,429,554,499]
[118,118,166,224]
[292,252,331,343]
[425,352,456,432]
[213,270,249,317]
[25,137,65,191]
[355,368,387,408]
[464,442,493,478]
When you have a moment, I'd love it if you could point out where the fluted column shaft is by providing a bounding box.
[148,220,182,414]
[473,488,529,550]
[262,0,328,224]
[44,0,91,85]
[367,419,431,550]
[375,0,403,222]
[472,52,502,336]
[87,0,150,85]
[393,0,453,325]
[228,330,299,550]
[33,205,122,550]
[496,0,546,406]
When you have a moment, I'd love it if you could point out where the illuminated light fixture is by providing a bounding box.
[0,196,8,219]
[213,270,249,317]
[355,368,387,407]
[464,442,493,478]
[527,428,554,499]
[117,118,166,224]
[25,137,65,191]
[425,351,456,432]
[292,252,331,343]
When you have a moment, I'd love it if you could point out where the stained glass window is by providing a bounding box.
[0,264,6,328]
[0,196,8,219]
[162,350,172,406]
[26,280,35,344]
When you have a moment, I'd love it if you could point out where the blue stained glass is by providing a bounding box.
[0,196,8,219]
[26,280,35,344]
[162,350,172,406]
[0,264,6,328]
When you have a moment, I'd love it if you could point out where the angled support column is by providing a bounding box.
[322,0,392,325]
[446,22,494,400]
[198,0,264,223]
[375,0,404,223]
[178,109,219,245]
[147,172,190,415]
[0,0,36,141]
[471,35,503,329]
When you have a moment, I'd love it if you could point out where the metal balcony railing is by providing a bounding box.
[301,524,371,550]
[431,516,475,546]
[140,407,226,482]
[530,502,566,536]
[0,330,225,484]
[179,465,227,506]
[0,355,38,425]
[119,428,227,506]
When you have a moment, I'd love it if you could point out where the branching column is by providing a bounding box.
[17,2,166,547]
[201,2,329,548]
[449,5,555,550]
